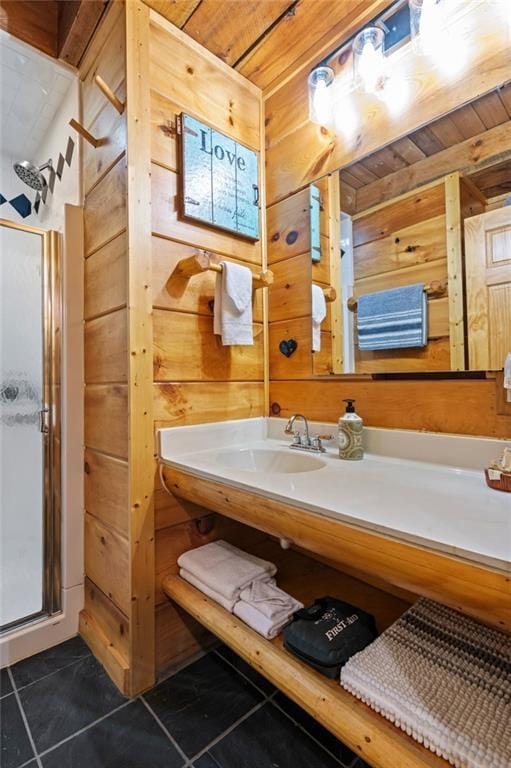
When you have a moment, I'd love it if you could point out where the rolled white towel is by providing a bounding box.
[234,600,293,640]
[177,541,276,601]
[239,579,303,622]
[179,569,237,613]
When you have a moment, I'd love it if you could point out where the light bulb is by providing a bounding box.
[353,27,385,95]
[308,66,334,125]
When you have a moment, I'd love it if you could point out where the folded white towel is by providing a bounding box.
[179,569,237,612]
[214,261,253,345]
[311,284,326,353]
[234,600,292,640]
[504,353,511,403]
[239,580,303,622]
[177,541,276,601]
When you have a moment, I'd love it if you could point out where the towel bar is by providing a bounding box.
[346,280,447,312]
[168,250,274,290]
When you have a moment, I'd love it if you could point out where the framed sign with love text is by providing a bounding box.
[178,113,260,241]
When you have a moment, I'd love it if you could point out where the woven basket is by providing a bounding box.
[484,468,511,493]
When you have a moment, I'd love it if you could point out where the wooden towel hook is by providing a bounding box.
[94,75,125,115]
[69,118,102,148]
[322,286,337,303]
[347,280,448,312]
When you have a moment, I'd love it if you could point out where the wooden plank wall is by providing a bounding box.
[147,11,268,675]
[267,175,334,379]
[80,2,131,693]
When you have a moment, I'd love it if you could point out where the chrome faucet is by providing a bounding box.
[284,414,330,453]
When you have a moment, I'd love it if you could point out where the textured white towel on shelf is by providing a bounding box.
[239,579,303,622]
[311,284,327,353]
[214,260,253,345]
[234,600,292,640]
[177,540,276,601]
[179,569,237,613]
[340,598,511,768]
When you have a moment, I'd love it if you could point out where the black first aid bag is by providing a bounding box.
[283,596,377,678]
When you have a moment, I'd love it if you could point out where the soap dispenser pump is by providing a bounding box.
[338,399,363,461]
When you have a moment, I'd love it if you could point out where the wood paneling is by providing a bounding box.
[84,448,129,537]
[355,337,451,374]
[150,13,260,149]
[269,317,313,379]
[84,384,128,459]
[83,82,127,196]
[154,382,265,426]
[152,236,264,321]
[353,184,445,248]
[267,188,311,264]
[84,513,130,615]
[269,379,511,438]
[81,10,126,128]
[84,232,127,320]
[82,577,129,663]
[58,1,109,67]
[84,156,127,256]
[84,309,128,384]
[151,164,260,264]
[153,310,264,382]
[354,121,511,214]
[183,0,292,67]
[155,601,214,673]
[268,253,312,323]
[143,0,201,28]
[353,216,447,279]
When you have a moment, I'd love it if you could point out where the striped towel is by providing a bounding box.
[341,598,511,768]
[357,283,427,351]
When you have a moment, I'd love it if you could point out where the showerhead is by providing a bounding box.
[13,159,52,191]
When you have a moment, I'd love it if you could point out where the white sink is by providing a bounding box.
[214,447,326,474]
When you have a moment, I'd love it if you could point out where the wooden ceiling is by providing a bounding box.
[144,0,388,92]
[341,84,511,214]
[0,0,108,65]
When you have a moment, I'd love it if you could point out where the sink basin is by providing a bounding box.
[214,448,326,474]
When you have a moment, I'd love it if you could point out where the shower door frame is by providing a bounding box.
[0,218,61,632]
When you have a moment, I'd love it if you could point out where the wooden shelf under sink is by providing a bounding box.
[163,543,450,768]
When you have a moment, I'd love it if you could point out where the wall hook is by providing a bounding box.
[69,118,102,148]
[94,75,125,115]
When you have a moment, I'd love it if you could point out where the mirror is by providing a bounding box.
[315,87,511,375]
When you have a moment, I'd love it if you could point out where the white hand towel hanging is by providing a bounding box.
[311,284,327,352]
[214,261,253,345]
[504,353,511,403]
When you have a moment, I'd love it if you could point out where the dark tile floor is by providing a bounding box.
[1,636,370,768]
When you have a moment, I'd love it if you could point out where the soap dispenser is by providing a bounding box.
[338,399,363,460]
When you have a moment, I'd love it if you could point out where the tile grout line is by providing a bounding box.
[187,697,269,765]
[11,653,92,695]
[139,696,191,767]
[214,648,350,766]
[34,699,133,760]
[213,648,273,698]
[270,697,353,768]
[7,667,43,768]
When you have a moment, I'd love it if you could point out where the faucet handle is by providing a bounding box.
[291,431,302,446]
[317,433,334,441]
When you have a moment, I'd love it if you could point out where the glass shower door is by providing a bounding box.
[0,220,59,631]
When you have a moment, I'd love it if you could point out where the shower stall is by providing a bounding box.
[0,218,61,633]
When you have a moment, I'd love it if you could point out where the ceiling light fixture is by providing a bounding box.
[352,27,386,95]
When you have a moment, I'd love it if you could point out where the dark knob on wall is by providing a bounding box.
[279,339,298,357]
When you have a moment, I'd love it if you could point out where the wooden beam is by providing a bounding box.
[355,121,511,213]
[58,0,108,66]
[125,0,155,696]
[0,1,58,57]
